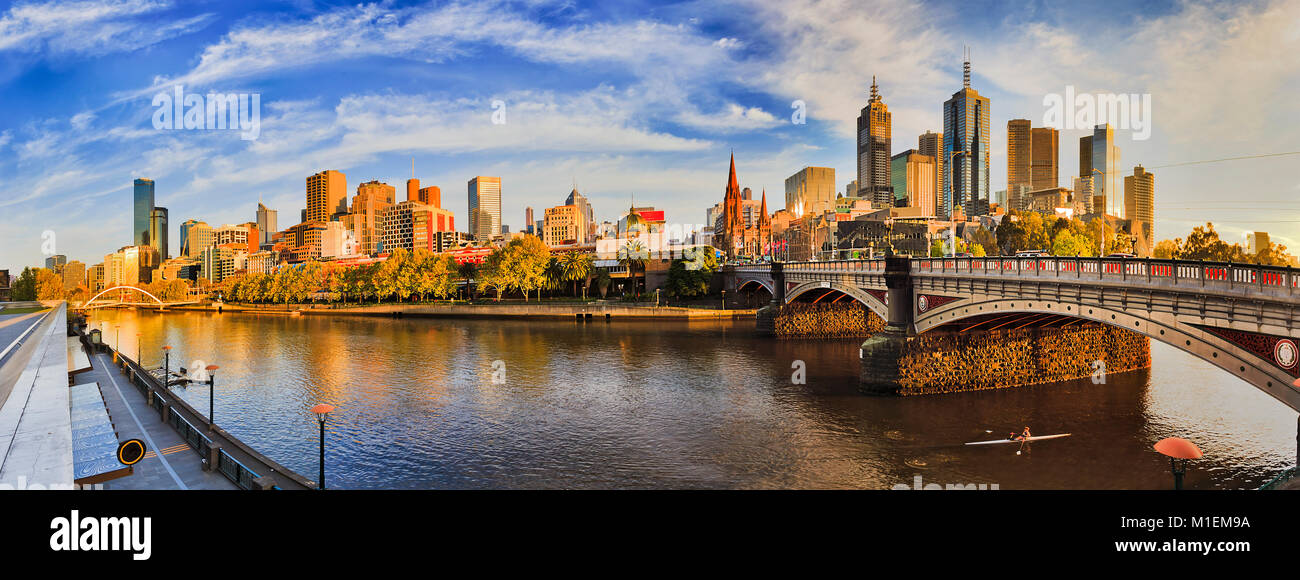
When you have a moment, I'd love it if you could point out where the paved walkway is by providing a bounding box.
[88,351,235,490]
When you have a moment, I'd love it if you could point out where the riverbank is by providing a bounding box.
[167,301,759,320]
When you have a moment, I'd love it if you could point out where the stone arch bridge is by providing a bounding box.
[725,256,1300,413]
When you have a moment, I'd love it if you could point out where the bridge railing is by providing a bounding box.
[782,259,887,273]
[909,256,1298,297]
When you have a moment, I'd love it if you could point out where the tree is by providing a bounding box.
[617,239,649,297]
[35,268,63,300]
[11,267,38,301]
[478,235,551,301]
[1051,229,1091,257]
[929,238,945,257]
[1153,239,1180,260]
[664,247,717,299]
[558,252,594,297]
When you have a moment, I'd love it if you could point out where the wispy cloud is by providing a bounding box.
[0,0,213,56]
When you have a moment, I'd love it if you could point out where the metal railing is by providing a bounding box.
[1259,466,1297,490]
[79,328,313,490]
[729,257,1298,298]
[909,256,1298,297]
[217,449,263,490]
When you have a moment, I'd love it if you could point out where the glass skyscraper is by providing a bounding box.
[149,207,169,260]
[942,52,990,217]
[134,178,155,247]
[468,176,502,241]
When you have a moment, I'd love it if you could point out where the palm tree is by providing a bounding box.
[543,258,565,297]
[559,252,594,297]
[617,240,649,298]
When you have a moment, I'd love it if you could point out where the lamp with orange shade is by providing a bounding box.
[1154,437,1203,490]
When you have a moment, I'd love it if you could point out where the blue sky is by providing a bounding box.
[2,0,1298,269]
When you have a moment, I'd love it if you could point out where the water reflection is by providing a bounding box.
[92,309,1296,489]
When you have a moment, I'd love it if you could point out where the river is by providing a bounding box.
[89,309,1297,489]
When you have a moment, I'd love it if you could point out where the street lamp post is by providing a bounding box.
[205,364,219,429]
[136,332,142,364]
[114,325,120,362]
[1154,437,1203,490]
[162,346,172,388]
[311,404,335,490]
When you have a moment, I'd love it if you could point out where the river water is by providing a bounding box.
[90,309,1297,489]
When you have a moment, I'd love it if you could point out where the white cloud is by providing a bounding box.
[0,0,213,56]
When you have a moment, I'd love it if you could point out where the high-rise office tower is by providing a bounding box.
[1007,120,1059,211]
[468,176,502,241]
[180,220,213,258]
[856,77,893,208]
[149,207,169,260]
[45,254,67,272]
[306,170,348,223]
[1007,119,1032,203]
[417,185,442,208]
[525,207,534,234]
[918,131,944,217]
[1079,135,1093,188]
[256,202,277,246]
[134,178,155,247]
[785,167,836,218]
[565,187,596,243]
[890,151,936,214]
[1089,124,1122,216]
[407,177,420,203]
[1030,127,1059,191]
[1124,165,1154,242]
[942,50,991,217]
[347,180,396,255]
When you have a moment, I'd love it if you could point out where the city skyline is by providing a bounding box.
[2,0,1299,268]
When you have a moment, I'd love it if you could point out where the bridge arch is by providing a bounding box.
[82,285,166,309]
[916,298,1300,411]
[786,281,888,320]
[736,278,773,296]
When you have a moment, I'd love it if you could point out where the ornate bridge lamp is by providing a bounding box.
[311,404,335,490]
[1154,437,1203,490]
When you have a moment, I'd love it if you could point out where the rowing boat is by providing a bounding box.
[965,433,1071,446]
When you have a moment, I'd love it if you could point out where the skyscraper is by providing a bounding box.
[918,131,944,217]
[133,178,155,247]
[525,207,534,234]
[306,170,348,223]
[180,220,213,258]
[890,151,936,214]
[1124,165,1154,243]
[1007,119,1032,202]
[149,207,169,260]
[856,77,893,208]
[565,187,596,243]
[1030,127,1059,191]
[1091,124,1122,217]
[46,255,67,271]
[468,176,502,241]
[1007,120,1058,212]
[347,180,396,255]
[942,50,991,217]
[417,185,442,208]
[256,202,277,246]
[784,166,836,218]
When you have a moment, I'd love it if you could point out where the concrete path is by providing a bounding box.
[89,351,236,490]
